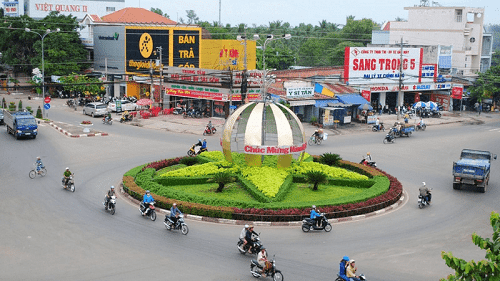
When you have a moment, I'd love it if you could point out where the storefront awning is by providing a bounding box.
[336,94,370,105]
[289,100,316,106]
[327,102,352,108]
[315,99,338,108]
[320,107,344,111]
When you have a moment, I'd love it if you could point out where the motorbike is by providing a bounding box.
[430,110,441,118]
[418,190,432,209]
[29,163,47,179]
[102,116,113,125]
[371,123,385,132]
[238,233,264,255]
[163,214,189,235]
[250,255,283,281]
[383,133,396,144]
[139,201,157,221]
[187,144,207,156]
[103,195,117,215]
[203,125,216,136]
[335,273,366,281]
[61,174,75,192]
[308,134,325,145]
[66,99,77,110]
[360,158,377,167]
[415,122,426,131]
[301,213,332,232]
[173,107,185,115]
[120,114,133,123]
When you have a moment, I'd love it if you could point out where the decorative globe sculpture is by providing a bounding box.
[221,101,307,168]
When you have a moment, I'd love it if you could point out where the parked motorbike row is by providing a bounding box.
[179,106,211,119]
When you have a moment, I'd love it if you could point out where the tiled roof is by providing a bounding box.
[323,83,357,94]
[101,8,177,25]
[90,15,102,22]
[272,66,343,79]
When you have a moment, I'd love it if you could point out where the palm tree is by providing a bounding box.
[212,171,233,192]
[319,153,342,166]
[305,171,328,191]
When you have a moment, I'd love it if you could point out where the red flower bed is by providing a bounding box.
[141,157,187,171]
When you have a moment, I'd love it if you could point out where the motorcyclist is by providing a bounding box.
[313,129,323,142]
[104,186,115,207]
[375,118,380,131]
[418,117,425,127]
[240,224,249,241]
[346,259,361,281]
[35,157,44,175]
[63,167,72,188]
[105,111,112,122]
[206,120,213,131]
[200,138,208,153]
[364,152,372,162]
[121,110,130,121]
[141,190,154,215]
[339,256,350,281]
[169,203,182,226]
[310,205,322,228]
[244,225,258,254]
[419,182,432,204]
[395,122,402,134]
[257,247,272,277]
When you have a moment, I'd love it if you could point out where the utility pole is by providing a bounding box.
[397,37,404,120]
[228,68,233,118]
[156,46,163,109]
[149,59,154,103]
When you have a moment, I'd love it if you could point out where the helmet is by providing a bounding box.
[65,167,69,170]
[343,256,350,261]
[312,205,316,209]
[198,139,202,142]
[422,182,426,186]
[367,152,370,155]
[146,190,150,194]
[110,186,115,189]
[244,224,249,229]
[173,203,177,206]
[203,138,206,141]
[37,156,41,159]
[350,259,356,264]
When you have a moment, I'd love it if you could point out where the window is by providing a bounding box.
[455,9,462,22]
[106,7,115,12]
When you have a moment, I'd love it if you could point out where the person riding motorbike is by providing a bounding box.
[310,205,322,227]
[35,157,44,175]
[419,182,432,204]
[364,152,372,162]
[104,186,115,207]
[240,224,249,241]
[375,118,380,131]
[257,247,272,277]
[201,138,207,152]
[313,129,324,142]
[418,117,425,127]
[105,111,112,122]
[244,225,258,254]
[346,260,361,281]
[121,110,130,121]
[63,167,72,187]
[169,203,182,226]
[141,190,154,215]
[207,120,213,131]
[339,256,350,281]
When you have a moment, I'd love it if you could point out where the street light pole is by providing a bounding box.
[25,28,60,118]
[259,34,291,101]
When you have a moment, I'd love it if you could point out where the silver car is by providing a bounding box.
[83,102,108,117]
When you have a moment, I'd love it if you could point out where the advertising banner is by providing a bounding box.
[164,83,260,101]
[173,29,200,68]
[344,47,423,85]
[125,28,170,74]
[451,86,463,100]
[361,90,371,101]
[243,143,307,155]
[200,39,257,70]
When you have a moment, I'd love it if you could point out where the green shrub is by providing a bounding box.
[18,100,22,111]
[26,106,33,114]
[319,153,342,166]
[180,156,199,166]
[211,171,234,192]
[36,106,42,118]
[8,102,15,111]
[304,170,328,190]
[1,97,5,108]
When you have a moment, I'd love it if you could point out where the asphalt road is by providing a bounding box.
[1,97,499,281]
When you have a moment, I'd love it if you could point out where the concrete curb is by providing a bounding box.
[48,122,108,138]
[118,182,407,227]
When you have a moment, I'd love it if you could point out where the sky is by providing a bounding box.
[131,0,500,27]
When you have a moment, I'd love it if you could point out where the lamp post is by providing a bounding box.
[25,28,60,118]
[256,34,291,100]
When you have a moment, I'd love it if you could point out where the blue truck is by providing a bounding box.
[4,110,38,139]
[453,149,497,193]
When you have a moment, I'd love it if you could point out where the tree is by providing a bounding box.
[328,41,364,66]
[469,65,500,107]
[212,171,234,193]
[441,211,500,280]
[257,45,295,70]
[185,10,199,24]
[319,153,342,166]
[305,171,328,191]
[58,73,103,96]
[150,8,170,19]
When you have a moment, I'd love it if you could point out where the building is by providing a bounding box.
[375,6,492,77]
[2,0,123,19]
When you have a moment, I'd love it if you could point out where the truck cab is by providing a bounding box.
[453,149,497,193]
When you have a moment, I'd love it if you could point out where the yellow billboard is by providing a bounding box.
[200,39,256,70]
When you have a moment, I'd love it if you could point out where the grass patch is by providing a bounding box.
[156,164,187,176]
[282,183,365,203]
[162,182,255,202]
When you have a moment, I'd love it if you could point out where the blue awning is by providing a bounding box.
[315,99,338,108]
[336,94,370,105]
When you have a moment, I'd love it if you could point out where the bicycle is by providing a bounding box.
[29,163,47,179]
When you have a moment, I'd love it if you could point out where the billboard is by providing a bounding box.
[200,39,257,70]
[93,26,126,74]
[344,47,424,85]
[173,29,200,68]
[125,27,170,74]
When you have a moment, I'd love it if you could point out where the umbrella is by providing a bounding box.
[136,99,153,106]
[426,102,438,110]
[412,101,426,108]
[358,103,373,110]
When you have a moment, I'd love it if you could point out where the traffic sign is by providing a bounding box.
[44,103,50,110]
[44,96,51,103]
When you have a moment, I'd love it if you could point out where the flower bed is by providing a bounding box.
[81,120,92,125]
[122,153,403,222]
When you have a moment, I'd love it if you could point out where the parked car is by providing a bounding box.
[107,100,137,112]
[0,109,4,125]
[83,102,108,117]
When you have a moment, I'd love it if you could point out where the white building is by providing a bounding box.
[375,6,492,78]
[2,0,124,19]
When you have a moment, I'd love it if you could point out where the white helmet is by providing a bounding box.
[65,167,69,170]
[244,224,249,229]
[312,205,316,209]
[422,182,426,186]
[110,186,115,189]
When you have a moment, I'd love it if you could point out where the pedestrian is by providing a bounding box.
[384,104,388,114]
